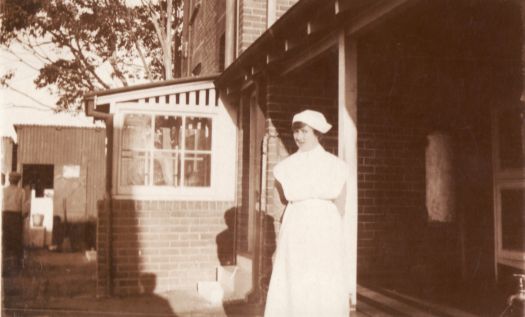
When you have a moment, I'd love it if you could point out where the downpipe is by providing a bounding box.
[85,96,114,297]
[257,133,270,301]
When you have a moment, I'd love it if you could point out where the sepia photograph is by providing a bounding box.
[1,0,524,316]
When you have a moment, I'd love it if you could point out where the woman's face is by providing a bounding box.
[293,124,319,151]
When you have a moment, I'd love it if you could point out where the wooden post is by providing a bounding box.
[338,31,358,309]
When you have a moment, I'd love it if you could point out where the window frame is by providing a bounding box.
[113,102,220,200]
[492,106,525,177]
[492,105,525,271]
[494,180,525,268]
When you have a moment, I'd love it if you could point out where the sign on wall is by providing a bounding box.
[63,165,80,178]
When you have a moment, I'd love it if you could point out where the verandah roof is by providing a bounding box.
[214,0,394,91]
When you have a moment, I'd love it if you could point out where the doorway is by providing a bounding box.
[22,164,54,198]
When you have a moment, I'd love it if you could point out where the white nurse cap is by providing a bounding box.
[292,109,332,134]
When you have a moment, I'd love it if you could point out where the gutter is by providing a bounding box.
[84,95,114,297]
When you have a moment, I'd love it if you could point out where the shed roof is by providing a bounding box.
[1,107,103,142]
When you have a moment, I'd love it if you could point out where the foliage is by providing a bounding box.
[1,0,182,111]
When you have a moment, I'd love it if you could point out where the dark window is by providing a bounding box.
[501,188,525,252]
[22,164,54,197]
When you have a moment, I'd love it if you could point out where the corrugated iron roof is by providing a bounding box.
[1,107,104,142]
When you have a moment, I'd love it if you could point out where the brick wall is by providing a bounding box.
[356,98,428,286]
[238,0,267,54]
[97,199,111,297]
[97,199,235,296]
[354,1,505,290]
[276,0,298,19]
[354,27,453,288]
[181,0,301,75]
[182,0,226,76]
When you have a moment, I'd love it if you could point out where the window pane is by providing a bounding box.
[185,117,212,151]
[498,107,525,170]
[155,115,182,150]
[121,151,148,186]
[501,188,525,252]
[184,153,211,187]
[153,152,181,186]
[122,114,152,150]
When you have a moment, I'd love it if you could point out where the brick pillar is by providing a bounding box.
[96,197,111,297]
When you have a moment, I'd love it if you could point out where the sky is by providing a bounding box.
[0,0,166,137]
[0,43,102,140]
[0,42,58,110]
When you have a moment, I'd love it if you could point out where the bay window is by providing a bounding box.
[90,81,235,201]
[115,109,227,199]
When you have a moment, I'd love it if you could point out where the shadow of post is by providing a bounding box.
[259,213,276,297]
[220,208,275,317]
[216,208,236,266]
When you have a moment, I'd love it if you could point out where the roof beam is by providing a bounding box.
[346,0,416,36]
[307,19,329,35]
[266,40,286,64]
[280,31,338,77]
[334,0,353,15]
[284,37,302,52]
[279,0,416,77]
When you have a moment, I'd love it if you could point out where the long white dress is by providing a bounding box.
[264,145,349,317]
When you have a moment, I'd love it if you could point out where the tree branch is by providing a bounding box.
[165,0,173,79]
[142,0,172,80]
[2,46,40,71]
[14,35,55,65]
[61,30,110,89]
[4,83,56,110]
[109,53,129,86]
[122,4,154,82]
[134,40,154,82]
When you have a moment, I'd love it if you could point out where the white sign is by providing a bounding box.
[63,165,80,178]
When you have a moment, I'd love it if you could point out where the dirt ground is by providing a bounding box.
[1,249,266,317]
[2,250,384,316]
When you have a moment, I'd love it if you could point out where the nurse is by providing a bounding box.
[264,109,350,317]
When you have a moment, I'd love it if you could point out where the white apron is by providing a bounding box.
[264,145,349,317]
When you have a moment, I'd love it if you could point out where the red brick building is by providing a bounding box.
[85,77,238,296]
[87,0,524,314]
[214,0,525,314]
[180,0,226,76]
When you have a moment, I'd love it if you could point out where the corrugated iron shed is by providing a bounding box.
[15,125,106,221]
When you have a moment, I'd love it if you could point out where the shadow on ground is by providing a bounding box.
[2,249,267,316]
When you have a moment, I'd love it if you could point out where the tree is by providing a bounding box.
[0,0,183,111]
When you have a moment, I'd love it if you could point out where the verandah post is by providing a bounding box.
[338,31,358,309]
